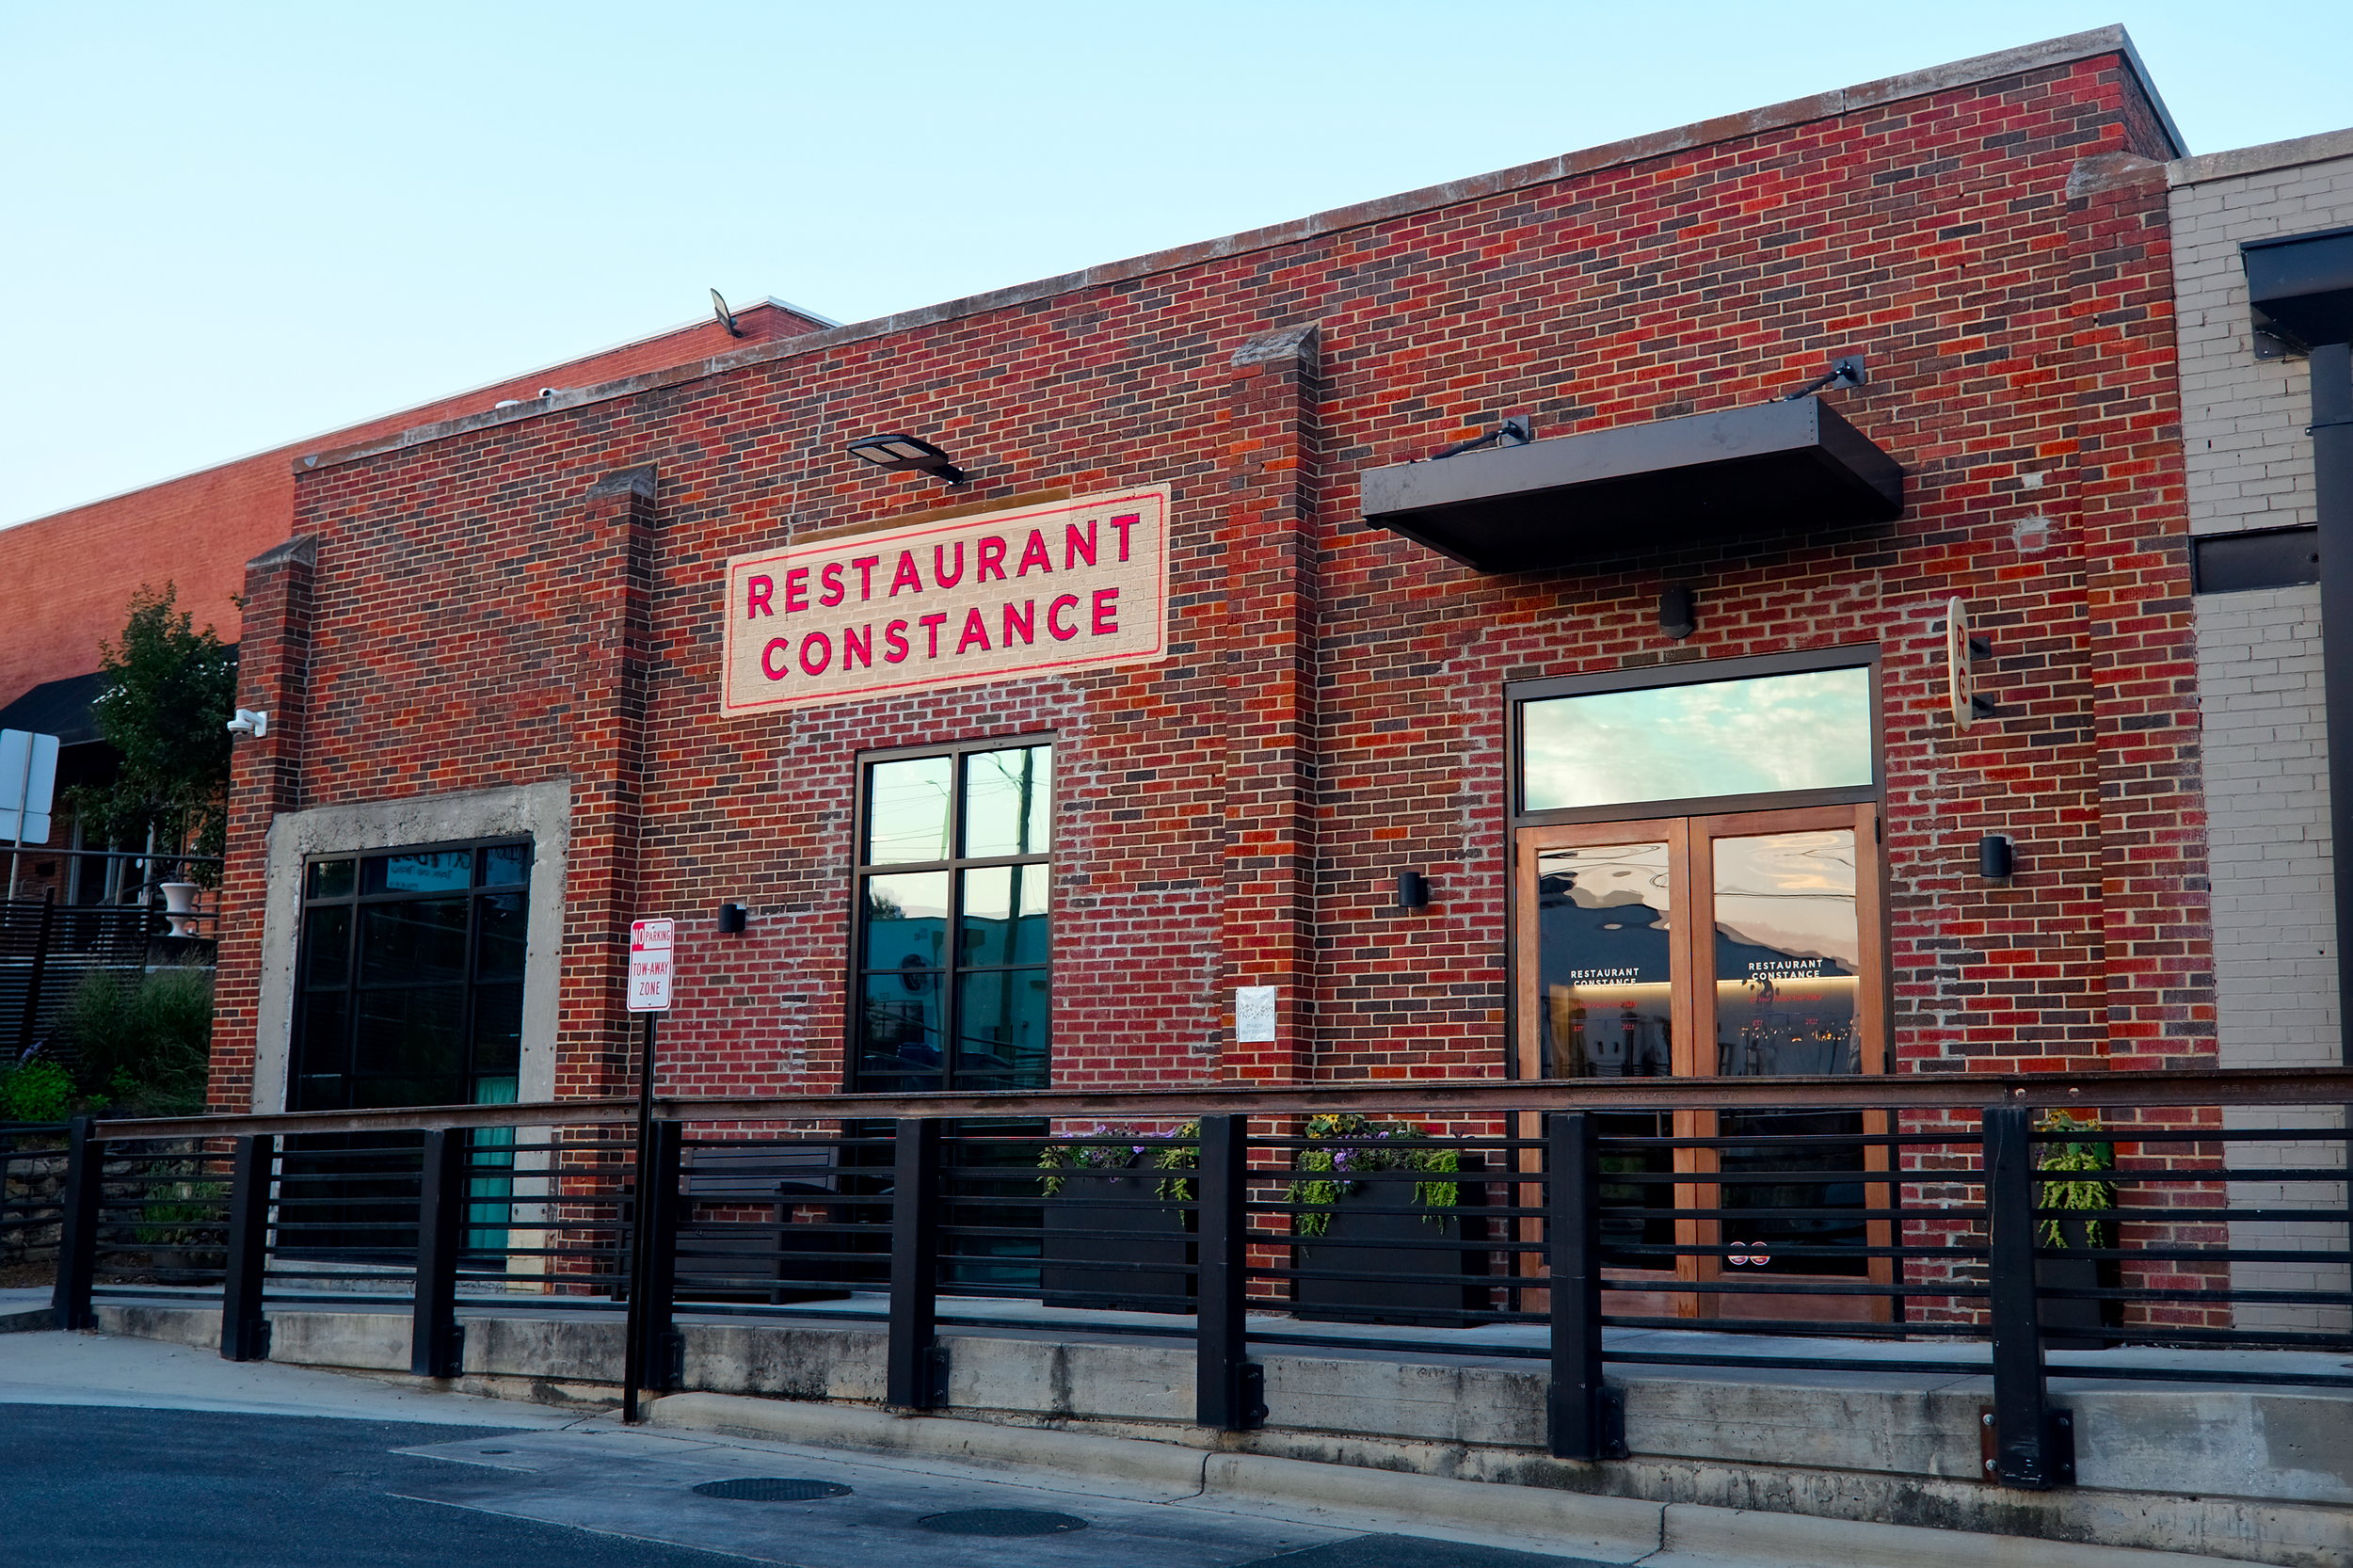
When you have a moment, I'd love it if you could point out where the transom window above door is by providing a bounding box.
[1516,656,1876,821]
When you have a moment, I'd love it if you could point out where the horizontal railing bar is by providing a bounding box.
[89,1066,2353,1139]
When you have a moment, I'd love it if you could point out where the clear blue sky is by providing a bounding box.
[4,3,2348,529]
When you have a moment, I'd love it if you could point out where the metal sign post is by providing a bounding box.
[620,918,674,1423]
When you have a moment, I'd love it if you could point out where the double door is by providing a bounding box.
[1514,804,1889,1320]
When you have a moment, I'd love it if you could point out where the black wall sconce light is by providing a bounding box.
[716,903,749,935]
[845,432,968,486]
[1659,585,1696,641]
[1977,835,2015,881]
[1396,871,1432,910]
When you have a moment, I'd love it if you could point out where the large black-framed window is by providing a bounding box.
[289,840,533,1112]
[851,738,1052,1094]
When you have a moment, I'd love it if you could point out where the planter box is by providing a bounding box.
[675,1145,854,1305]
[1041,1168,1193,1313]
[1293,1162,1489,1329]
[2037,1215,2121,1350]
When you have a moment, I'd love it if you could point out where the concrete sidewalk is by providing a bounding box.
[0,1326,2296,1568]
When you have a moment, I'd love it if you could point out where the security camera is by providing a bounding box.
[226,709,268,738]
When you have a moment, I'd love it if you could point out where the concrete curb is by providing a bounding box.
[0,1307,52,1335]
[647,1392,2264,1568]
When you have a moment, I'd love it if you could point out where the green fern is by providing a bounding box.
[2035,1110,2116,1249]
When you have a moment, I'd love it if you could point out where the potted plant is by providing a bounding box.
[1288,1114,1487,1327]
[2035,1110,2121,1349]
[1038,1123,1198,1312]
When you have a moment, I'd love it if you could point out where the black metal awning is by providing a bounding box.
[2245,224,2353,353]
[0,671,105,747]
[1358,399,1903,573]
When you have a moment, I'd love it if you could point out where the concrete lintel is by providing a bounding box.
[291,29,2156,478]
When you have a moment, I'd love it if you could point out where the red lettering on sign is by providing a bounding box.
[761,637,792,680]
[1092,586,1120,635]
[820,563,845,608]
[746,575,775,618]
[1110,513,1137,562]
[1048,595,1080,641]
[956,607,992,654]
[889,552,923,596]
[799,632,832,675]
[1003,600,1034,647]
[884,620,910,664]
[844,625,872,670]
[933,542,965,589]
[919,613,949,658]
[783,568,810,613]
[977,536,1008,583]
[852,556,881,600]
[1016,530,1052,577]
[1064,520,1096,568]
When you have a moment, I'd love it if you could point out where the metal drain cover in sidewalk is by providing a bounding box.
[692,1478,853,1501]
[918,1509,1089,1536]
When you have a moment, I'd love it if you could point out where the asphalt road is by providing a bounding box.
[0,1329,1621,1568]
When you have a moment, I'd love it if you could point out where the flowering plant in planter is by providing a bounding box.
[2035,1110,2117,1248]
[1287,1113,1460,1238]
[1037,1122,1200,1198]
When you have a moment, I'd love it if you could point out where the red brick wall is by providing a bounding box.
[0,302,826,704]
[210,52,2205,1114]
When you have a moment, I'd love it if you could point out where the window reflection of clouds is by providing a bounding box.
[1524,667,1871,811]
[1714,831,1858,971]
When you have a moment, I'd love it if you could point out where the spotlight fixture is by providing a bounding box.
[1977,834,2015,881]
[1772,355,1866,404]
[1659,585,1696,641]
[716,903,749,935]
[1395,871,1431,910]
[845,432,968,486]
[711,288,745,338]
[1431,415,1533,461]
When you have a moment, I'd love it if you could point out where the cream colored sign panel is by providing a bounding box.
[722,487,1170,714]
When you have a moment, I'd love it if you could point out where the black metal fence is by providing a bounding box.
[42,1069,2353,1493]
[0,896,161,1062]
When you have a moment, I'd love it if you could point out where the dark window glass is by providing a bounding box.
[290,839,533,1113]
[302,905,352,991]
[853,743,1050,1092]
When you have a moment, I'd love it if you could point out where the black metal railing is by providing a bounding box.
[44,1066,2353,1492]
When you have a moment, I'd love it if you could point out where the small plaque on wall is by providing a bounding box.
[1235,985,1278,1043]
[722,486,1171,714]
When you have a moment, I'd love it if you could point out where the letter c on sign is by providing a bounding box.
[760,638,792,681]
[1048,594,1080,641]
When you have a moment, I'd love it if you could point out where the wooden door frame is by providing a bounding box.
[1513,803,1891,1320]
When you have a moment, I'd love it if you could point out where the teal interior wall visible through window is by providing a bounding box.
[289,840,533,1112]
[853,740,1051,1093]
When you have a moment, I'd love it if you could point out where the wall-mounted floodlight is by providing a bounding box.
[711,288,745,338]
[225,709,268,739]
[716,903,749,935]
[845,433,968,486]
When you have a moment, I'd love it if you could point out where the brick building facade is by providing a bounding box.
[207,30,2210,1139]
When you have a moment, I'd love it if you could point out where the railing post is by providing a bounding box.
[1547,1111,1623,1460]
[409,1128,466,1379]
[887,1117,944,1410]
[1194,1114,1264,1431]
[219,1134,274,1362]
[632,1119,683,1394]
[50,1113,99,1331]
[1984,1106,2073,1488]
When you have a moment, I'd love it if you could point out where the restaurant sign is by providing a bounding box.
[722,487,1170,714]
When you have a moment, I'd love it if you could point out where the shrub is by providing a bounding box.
[0,1058,74,1122]
[57,967,213,1114]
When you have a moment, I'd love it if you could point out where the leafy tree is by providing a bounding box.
[69,584,238,881]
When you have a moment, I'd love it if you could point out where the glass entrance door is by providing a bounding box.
[1516,804,1889,1321]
